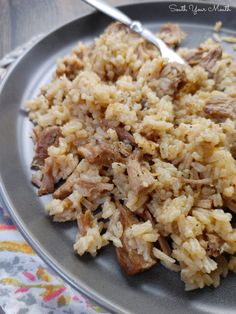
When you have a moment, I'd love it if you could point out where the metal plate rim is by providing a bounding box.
[1,2,236,314]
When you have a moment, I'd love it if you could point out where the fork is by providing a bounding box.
[82,0,185,64]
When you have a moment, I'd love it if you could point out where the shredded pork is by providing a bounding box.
[78,141,122,166]
[206,234,223,257]
[127,158,155,194]
[77,210,93,236]
[116,204,156,275]
[158,235,172,256]
[184,46,222,75]
[32,126,61,167]
[38,160,55,196]
[156,62,186,98]
[204,95,236,120]
[159,23,186,47]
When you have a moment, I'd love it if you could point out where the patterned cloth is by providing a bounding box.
[0,206,109,314]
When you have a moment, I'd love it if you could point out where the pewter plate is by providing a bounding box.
[1,2,236,313]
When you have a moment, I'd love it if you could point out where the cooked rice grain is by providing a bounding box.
[27,22,236,290]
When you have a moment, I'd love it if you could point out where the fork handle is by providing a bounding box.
[82,0,164,57]
[82,0,132,26]
[82,0,147,41]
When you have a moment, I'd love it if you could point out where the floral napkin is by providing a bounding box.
[0,205,109,314]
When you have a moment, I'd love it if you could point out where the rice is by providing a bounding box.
[26,22,236,290]
[221,36,236,43]
[214,21,222,33]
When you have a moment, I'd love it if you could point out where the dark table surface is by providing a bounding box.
[0,0,234,59]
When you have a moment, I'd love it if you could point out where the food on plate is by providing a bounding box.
[26,22,236,290]
[214,21,222,33]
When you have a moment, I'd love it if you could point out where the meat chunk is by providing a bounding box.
[156,62,186,98]
[77,210,93,236]
[137,208,155,226]
[184,46,222,74]
[116,204,156,275]
[76,180,113,197]
[115,141,132,158]
[184,48,205,66]
[105,21,129,35]
[101,120,136,146]
[78,141,122,166]
[32,126,61,167]
[142,130,159,142]
[53,165,81,199]
[206,233,223,257]
[158,235,172,256]
[100,119,119,130]
[31,171,42,188]
[199,46,222,73]
[53,163,113,199]
[127,158,155,194]
[224,199,236,213]
[114,126,136,146]
[204,95,236,120]
[38,161,55,196]
[159,23,186,47]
